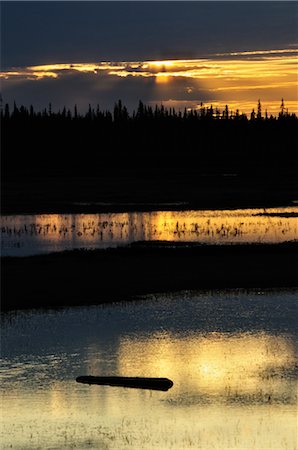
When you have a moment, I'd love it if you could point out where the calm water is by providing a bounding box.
[1,207,297,256]
[1,290,297,450]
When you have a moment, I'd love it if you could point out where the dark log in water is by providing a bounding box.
[76,376,174,391]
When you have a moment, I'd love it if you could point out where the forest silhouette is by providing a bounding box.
[1,99,297,212]
[2,99,297,173]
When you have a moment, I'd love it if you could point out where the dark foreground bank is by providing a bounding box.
[1,242,297,311]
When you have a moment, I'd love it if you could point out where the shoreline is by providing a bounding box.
[2,199,297,216]
[2,242,297,311]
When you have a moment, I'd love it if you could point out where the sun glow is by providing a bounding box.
[1,48,297,114]
[2,48,296,82]
[155,73,171,83]
[148,60,175,71]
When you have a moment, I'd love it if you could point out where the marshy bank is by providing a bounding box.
[2,241,297,311]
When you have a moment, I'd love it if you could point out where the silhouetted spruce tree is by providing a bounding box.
[4,103,10,120]
[13,101,19,117]
[257,100,262,120]
[223,105,229,120]
[207,105,214,119]
[280,98,285,117]
[137,100,144,118]
[199,102,206,118]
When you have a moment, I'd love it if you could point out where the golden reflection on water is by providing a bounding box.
[1,331,296,449]
[1,207,297,255]
[117,332,296,401]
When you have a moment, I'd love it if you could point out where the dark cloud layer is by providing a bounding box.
[1,2,297,113]
[2,1,297,68]
[1,70,208,112]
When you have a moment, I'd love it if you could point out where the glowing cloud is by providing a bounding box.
[1,48,297,114]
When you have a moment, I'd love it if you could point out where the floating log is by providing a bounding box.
[76,376,173,391]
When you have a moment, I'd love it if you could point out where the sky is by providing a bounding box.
[1,1,298,114]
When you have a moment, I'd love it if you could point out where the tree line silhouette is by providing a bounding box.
[1,99,297,179]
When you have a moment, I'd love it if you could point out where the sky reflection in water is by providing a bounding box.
[1,290,297,449]
[1,207,297,256]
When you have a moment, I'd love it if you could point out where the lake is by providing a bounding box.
[1,207,297,256]
[1,289,297,450]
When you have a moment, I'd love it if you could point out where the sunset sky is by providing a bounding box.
[1,1,297,114]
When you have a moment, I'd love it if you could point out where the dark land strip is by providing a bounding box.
[1,242,297,311]
[2,170,297,215]
[2,104,297,214]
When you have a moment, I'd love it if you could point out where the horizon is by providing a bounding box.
[3,97,295,118]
